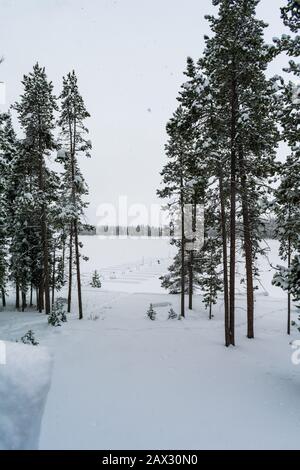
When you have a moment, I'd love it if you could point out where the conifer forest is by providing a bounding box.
[1,0,300,454]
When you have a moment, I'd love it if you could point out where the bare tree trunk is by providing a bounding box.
[36,288,39,310]
[52,246,56,306]
[209,300,212,320]
[41,204,50,314]
[288,236,291,335]
[219,173,230,346]
[229,71,238,346]
[16,281,20,309]
[21,291,27,312]
[239,148,254,339]
[67,224,73,313]
[180,173,185,318]
[62,231,66,281]
[38,279,43,313]
[74,219,83,320]
[1,288,6,308]
[209,250,213,320]
[38,127,50,315]
[188,250,193,310]
[30,284,33,307]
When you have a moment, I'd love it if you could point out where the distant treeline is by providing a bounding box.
[80,219,278,239]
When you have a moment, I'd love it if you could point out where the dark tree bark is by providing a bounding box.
[229,70,238,346]
[188,250,194,310]
[287,236,291,335]
[180,172,185,318]
[74,219,83,320]
[67,223,73,313]
[52,246,56,306]
[21,291,27,312]
[38,120,51,315]
[239,147,254,339]
[219,172,230,346]
[38,279,43,313]
[16,281,20,309]
[30,284,33,307]
[1,288,6,308]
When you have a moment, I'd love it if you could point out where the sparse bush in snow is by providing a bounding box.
[20,330,39,346]
[146,303,156,321]
[168,308,177,320]
[87,314,100,321]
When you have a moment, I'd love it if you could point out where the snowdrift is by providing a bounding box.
[0,341,52,450]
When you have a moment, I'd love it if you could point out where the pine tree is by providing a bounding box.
[158,59,208,318]
[58,71,91,320]
[202,0,278,343]
[0,113,15,307]
[48,298,67,327]
[90,270,102,288]
[13,63,58,314]
[272,1,300,330]
[20,330,39,346]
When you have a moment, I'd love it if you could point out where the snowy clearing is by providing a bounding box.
[0,237,299,450]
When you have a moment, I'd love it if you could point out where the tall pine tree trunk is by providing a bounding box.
[16,281,20,309]
[180,173,185,318]
[21,291,27,312]
[287,236,291,335]
[219,172,230,347]
[239,147,254,339]
[1,288,6,308]
[74,219,83,320]
[229,72,238,346]
[67,224,73,313]
[52,246,56,306]
[188,250,193,310]
[30,284,33,307]
[38,129,51,315]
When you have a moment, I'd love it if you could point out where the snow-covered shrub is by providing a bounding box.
[273,259,300,304]
[20,330,39,346]
[146,304,156,321]
[168,308,177,320]
[48,298,67,327]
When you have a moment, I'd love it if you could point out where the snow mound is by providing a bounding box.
[0,341,53,450]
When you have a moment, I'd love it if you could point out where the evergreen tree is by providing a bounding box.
[202,0,278,343]
[58,71,91,320]
[168,308,177,320]
[13,63,58,314]
[20,330,39,346]
[272,1,300,329]
[48,298,67,327]
[0,113,16,307]
[90,270,102,288]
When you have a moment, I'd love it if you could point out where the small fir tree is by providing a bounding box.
[147,303,156,321]
[20,330,39,346]
[168,308,177,320]
[90,270,102,288]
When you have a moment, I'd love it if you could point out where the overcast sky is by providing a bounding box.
[0,0,290,224]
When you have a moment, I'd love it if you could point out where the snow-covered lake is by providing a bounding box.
[1,237,300,450]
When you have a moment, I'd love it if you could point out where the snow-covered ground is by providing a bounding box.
[0,237,300,450]
[0,341,52,450]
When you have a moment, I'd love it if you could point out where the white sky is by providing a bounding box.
[0,0,290,224]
